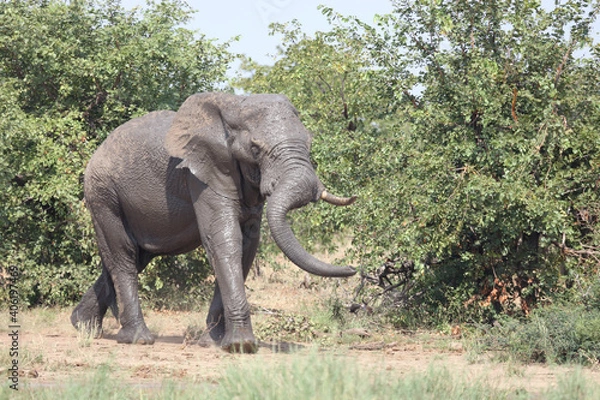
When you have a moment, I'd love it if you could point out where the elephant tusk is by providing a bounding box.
[320,190,357,206]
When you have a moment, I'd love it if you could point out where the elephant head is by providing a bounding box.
[164,92,356,277]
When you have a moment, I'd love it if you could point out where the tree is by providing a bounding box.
[235,19,394,252]
[236,0,600,323]
[0,0,232,306]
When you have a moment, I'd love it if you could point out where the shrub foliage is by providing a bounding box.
[236,0,600,322]
[0,0,231,306]
[2,0,600,327]
[480,304,600,364]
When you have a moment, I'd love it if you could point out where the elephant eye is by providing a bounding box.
[250,138,266,159]
[251,143,261,159]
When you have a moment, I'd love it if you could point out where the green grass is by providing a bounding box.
[471,304,600,365]
[212,354,515,400]
[4,352,600,400]
[6,304,600,399]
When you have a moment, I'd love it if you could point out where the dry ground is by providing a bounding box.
[4,257,600,395]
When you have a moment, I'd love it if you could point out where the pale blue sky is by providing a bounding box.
[120,0,393,64]
[121,0,598,68]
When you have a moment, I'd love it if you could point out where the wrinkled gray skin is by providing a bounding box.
[71,92,356,353]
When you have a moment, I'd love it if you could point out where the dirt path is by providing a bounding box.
[14,310,600,394]
[4,263,600,394]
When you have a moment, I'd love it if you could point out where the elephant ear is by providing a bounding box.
[165,93,242,199]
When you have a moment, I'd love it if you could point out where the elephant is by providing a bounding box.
[70,92,357,353]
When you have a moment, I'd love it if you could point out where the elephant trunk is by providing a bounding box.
[266,172,356,278]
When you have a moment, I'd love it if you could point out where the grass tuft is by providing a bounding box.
[4,351,600,399]
[209,351,519,400]
[474,305,600,365]
[75,321,101,348]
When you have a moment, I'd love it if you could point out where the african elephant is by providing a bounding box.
[71,92,356,353]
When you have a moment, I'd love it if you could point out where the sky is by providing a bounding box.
[120,0,393,65]
[121,0,599,68]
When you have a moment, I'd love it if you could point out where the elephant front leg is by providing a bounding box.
[203,213,262,349]
[202,282,225,346]
[205,226,257,353]
[192,189,258,353]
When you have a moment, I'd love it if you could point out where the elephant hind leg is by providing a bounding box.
[71,264,116,338]
[83,198,154,345]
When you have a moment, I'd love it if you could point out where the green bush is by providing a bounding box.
[480,305,600,364]
[0,0,232,306]
[138,252,214,311]
[2,0,600,325]
[254,312,317,343]
[236,0,600,324]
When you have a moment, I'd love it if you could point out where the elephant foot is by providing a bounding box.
[221,326,258,354]
[194,330,221,348]
[194,317,225,347]
[206,318,225,341]
[116,324,155,345]
[222,339,259,354]
[71,310,104,339]
[193,320,225,348]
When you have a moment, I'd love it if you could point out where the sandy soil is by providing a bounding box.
[4,261,600,395]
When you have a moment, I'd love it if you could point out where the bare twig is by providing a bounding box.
[554,40,574,87]
[511,87,518,123]
[353,258,417,310]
